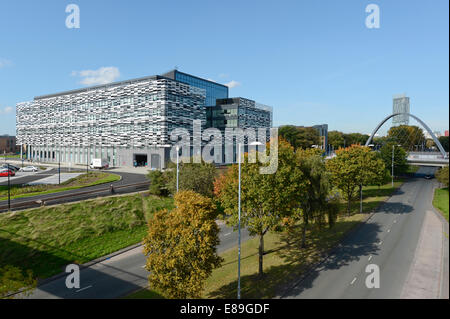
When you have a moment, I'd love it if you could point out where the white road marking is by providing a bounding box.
[368,255,373,261]
[350,277,357,285]
[387,229,391,233]
[224,232,232,237]
[378,240,383,245]
[75,285,92,293]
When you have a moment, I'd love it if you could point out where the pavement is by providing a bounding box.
[26,223,251,299]
[27,173,83,185]
[280,166,448,299]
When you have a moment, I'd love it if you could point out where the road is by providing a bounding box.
[281,166,448,299]
[26,223,251,299]
[0,168,149,212]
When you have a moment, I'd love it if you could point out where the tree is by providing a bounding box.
[438,136,449,152]
[0,266,36,299]
[387,125,426,151]
[328,131,345,149]
[215,139,304,278]
[279,125,320,150]
[143,190,222,299]
[326,145,384,216]
[296,127,320,149]
[165,160,217,198]
[279,125,301,150]
[295,149,334,247]
[436,166,449,187]
[148,170,169,196]
[343,133,370,146]
[379,143,408,176]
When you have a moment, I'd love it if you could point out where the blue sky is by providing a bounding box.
[0,0,448,136]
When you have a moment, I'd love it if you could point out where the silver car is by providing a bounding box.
[19,166,39,172]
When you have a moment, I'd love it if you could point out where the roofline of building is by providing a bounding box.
[34,75,170,100]
[164,69,229,89]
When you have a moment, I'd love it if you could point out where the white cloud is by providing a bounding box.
[225,80,241,89]
[0,58,12,68]
[71,66,120,85]
[0,106,14,114]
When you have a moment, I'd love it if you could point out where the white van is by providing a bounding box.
[90,158,109,169]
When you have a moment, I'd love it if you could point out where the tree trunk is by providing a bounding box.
[347,198,352,216]
[301,213,308,248]
[258,233,264,278]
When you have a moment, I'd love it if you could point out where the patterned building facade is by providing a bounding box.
[16,75,206,168]
[16,72,273,168]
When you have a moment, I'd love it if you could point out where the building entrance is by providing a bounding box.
[133,154,148,167]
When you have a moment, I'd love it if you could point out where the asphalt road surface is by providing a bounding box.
[0,169,148,212]
[281,166,448,299]
[26,223,251,299]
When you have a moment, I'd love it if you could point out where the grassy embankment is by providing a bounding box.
[433,187,449,221]
[0,194,174,279]
[127,179,403,299]
[0,172,120,200]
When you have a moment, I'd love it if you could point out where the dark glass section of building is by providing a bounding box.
[163,70,228,107]
[206,97,272,130]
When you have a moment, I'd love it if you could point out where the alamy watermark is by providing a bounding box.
[168,121,279,174]
[365,4,380,29]
[65,4,80,29]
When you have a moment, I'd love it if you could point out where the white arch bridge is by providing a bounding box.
[365,113,449,167]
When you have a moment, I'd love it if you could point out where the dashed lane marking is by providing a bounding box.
[75,285,92,293]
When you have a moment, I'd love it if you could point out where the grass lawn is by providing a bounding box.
[126,179,403,299]
[433,187,449,221]
[0,194,174,279]
[0,172,121,200]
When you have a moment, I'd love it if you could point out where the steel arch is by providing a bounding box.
[365,113,448,159]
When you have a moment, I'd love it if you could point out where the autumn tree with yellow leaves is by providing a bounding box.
[143,190,223,299]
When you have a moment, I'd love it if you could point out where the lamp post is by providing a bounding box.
[176,145,180,192]
[58,148,61,185]
[237,141,262,299]
[391,144,401,188]
[7,166,11,211]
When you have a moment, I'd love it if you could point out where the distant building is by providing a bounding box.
[445,130,449,137]
[206,97,273,163]
[0,135,18,154]
[392,94,410,126]
[312,124,328,150]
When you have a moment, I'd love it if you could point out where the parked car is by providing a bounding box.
[0,169,15,177]
[1,164,20,172]
[19,166,39,172]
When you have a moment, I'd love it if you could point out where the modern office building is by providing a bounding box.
[16,71,273,168]
[16,74,207,169]
[206,97,272,131]
[162,70,229,107]
[392,94,410,126]
[206,97,273,163]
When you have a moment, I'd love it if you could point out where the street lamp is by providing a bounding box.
[58,147,61,185]
[237,140,262,299]
[176,145,180,192]
[7,165,11,211]
[391,144,401,187]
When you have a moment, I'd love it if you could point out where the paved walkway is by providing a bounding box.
[401,210,445,298]
[28,173,83,185]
